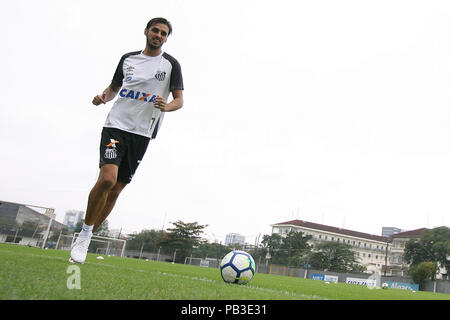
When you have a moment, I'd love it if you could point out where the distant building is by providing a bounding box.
[389,228,428,277]
[225,233,246,246]
[0,200,65,245]
[0,201,63,227]
[381,227,405,238]
[63,210,84,230]
[271,219,392,273]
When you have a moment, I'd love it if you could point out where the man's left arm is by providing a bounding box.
[154,90,183,112]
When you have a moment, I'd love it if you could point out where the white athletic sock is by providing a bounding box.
[79,223,93,238]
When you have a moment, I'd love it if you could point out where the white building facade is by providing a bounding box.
[271,219,392,273]
[225,233,246,246]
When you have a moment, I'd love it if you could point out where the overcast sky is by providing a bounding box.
[1,0,449,244]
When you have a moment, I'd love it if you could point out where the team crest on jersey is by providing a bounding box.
[104,139,119,159]
[155,71,166,81]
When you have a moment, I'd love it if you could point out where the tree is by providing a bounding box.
[259,231,312,267]
[261,234,283,253]
[159,220,208,262]
[280,231,312,267]
[409,262,437,290]
[127,229,167,252]
[260,233,284,264]
[74,220,83,233]
[310,242,362,273]
[404,226,450,280]
[191,241,229,260]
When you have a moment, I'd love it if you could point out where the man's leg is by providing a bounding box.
[90,129,149,232]
[70,164,119,264]
[93,181,127,232]
[84,164,119,226]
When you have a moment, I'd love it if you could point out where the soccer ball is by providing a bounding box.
[381,282,389,289]
[220,250,255,285]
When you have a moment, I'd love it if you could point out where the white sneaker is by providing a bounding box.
[69,236,91,264]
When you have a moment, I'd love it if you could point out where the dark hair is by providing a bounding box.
[146,17,172,35]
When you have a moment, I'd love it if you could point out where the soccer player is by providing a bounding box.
[70,17,184,264]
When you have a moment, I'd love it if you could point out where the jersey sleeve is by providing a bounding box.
[169,59,184,91]
[110,55,126,89]
[110,51,141,89]
[163,53,184,91]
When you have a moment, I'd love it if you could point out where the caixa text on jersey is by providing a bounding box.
[119,88,157,103]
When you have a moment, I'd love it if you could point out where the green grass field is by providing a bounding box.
[0,243,448,300]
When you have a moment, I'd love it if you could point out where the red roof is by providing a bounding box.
[391,228,428,238]
[272,219,391,243]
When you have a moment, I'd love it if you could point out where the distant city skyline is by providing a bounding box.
[62,209,84,230]
[225,233,246,246]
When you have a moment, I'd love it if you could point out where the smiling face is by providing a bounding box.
[144,22,170,51]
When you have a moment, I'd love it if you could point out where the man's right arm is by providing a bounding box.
[92,83,120,106]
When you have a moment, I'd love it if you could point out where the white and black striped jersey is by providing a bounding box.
[103,50,184,139]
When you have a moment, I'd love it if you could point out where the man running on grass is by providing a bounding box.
[70,17,184,264]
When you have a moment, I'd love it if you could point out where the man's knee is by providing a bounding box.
[97,177,116,191]
[105,182,126,202]
[97,164,119,191]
